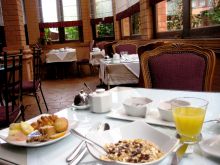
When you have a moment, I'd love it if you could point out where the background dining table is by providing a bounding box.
[99,55,139,89]
[0,87,220,165]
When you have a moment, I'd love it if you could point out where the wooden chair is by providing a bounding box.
[0,51,25,127]
[76,40,94,76]
[112,41,138,54]
[139,43,216,91]
[22,47,49,114]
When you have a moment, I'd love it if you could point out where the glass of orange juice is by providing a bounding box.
[171,97,208,143]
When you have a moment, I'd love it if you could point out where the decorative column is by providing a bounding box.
[112,0,120,40]
[81,0,92,43]
[24,0,40,45]
[2,0,33,81]
[139,0,153,40]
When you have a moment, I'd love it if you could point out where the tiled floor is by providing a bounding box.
[23,76,100,120]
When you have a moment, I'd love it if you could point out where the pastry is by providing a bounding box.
[39,125,56,137]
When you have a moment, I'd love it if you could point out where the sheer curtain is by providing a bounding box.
[90,0,113,19]
[115,0,139,14]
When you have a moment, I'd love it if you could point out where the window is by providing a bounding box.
[90,0,114,40]
[95,0,113,18]
[96,23,114,38]
[39,0,82,43]
[191,0,220,28]
[154,0,220,38]
[131,12,140,35]
[156,0,183,32]
[0,0,3,26]
[62,0,80,21]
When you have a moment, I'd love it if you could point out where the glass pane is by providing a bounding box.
[62,0,80,21]
[0,0,3,26]
[96,23,114,38]
[131,12,140,35]
[93,0,113,18]
[156,0,183,32]
[191,0,220,28]
[121,17,130,36]
[65,27,79,40]
[41,0,58,22]
[45,28,59,42]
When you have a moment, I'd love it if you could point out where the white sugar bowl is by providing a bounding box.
[89,89,112,113]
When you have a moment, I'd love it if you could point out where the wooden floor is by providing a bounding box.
[7,56,220,126]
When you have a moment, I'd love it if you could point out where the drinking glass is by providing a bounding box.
[171,97,208,143]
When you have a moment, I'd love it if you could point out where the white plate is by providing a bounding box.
[0,114,78,147]
[72,103,90,110]
[107,106,175,127]
[199,135,220,158]
[86,121,179,165]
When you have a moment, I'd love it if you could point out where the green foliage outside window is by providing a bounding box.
[167,0,183,31]
[65,27,79,40]
[204,3,220,24]
[96,23,114,38]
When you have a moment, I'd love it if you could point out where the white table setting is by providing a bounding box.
[46,48,77,63]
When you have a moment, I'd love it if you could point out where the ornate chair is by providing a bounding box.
[22,47,49,114]
[0,51,25,127]
[139,43,216,91]
[112,41,138,54]
[138,41,169,87]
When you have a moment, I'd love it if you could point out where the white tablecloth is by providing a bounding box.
[0,87,220,165]
[89,50,105,66]
[99,54,139,88]
[46,48,77,63]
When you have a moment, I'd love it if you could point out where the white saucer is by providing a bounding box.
[72,103,90,110]
[199,135,220,158]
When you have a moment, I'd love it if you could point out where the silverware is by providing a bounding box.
[70,129,107,153]
[66,123,110,164]
[171,143,188,165]
[171,134,202,165]
[204,118,220,123]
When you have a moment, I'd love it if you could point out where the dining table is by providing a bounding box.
[0,87,220,165]
[99,54,140,89]
[46,48,77,63]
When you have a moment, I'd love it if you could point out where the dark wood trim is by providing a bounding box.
[152,5,157,38]
[0,26,6,48]
[182,0,190,37]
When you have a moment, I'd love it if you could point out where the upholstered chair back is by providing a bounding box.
[139,43,216,91]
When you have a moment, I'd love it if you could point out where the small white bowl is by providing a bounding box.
[158,102,173,122]
[158,100,190,122]
[123,97,152,117]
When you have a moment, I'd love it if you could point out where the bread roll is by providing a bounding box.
[54,117,68,133]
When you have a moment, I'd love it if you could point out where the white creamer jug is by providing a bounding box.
[89,89,112,113]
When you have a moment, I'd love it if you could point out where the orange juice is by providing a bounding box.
[173,107,205,141]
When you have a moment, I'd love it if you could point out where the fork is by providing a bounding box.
[66,123,110,164]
